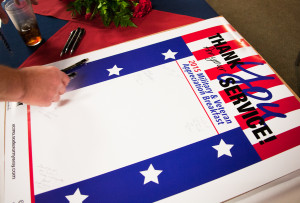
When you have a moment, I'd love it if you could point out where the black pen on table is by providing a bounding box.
[60,28,81,57]
[60,30,76,57]
[0,29,12,53]
[0,20,12,53]
[70,28,85,55]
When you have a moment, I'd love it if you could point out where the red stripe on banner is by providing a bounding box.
[176,61,219,134]
[253,126,300,160]
[219,90,231,104]
[205,55,266,81]
[182,24,236,44]
[218,74,284,104]
[27,105,35,203]
[192,39,250,61]
[235,96,300,130]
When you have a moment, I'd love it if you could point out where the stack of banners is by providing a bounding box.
[4,17,300,202]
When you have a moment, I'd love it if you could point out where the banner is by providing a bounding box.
[4,16,300,203]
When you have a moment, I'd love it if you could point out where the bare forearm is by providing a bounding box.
[0,65,70,106]
[0,65,25,102]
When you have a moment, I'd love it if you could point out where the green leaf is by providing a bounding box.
[65,0,140,27]
[113,16,120,27]
[128,21,137,27]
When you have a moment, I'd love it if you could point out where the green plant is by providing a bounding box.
[67,0,145,27]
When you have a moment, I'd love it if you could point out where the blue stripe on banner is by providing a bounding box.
[35,127,261,202]
[66,37,193,91]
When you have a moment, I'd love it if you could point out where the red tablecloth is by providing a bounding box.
[20,1,202,67]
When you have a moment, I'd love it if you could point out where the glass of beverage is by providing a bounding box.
[5,0,42,46]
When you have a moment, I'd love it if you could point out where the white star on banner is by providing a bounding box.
[65,188,88,203]
[162,49,178,60]
[140,164,163,184]
[212,139,234,158]
[107,65,123,76]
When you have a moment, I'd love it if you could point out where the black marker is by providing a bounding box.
[70,28,85,55]
[61,58,89,74]
[0,25,12,53]
[60,30,76,57]
[67,72,77,80]
[63,28,81,56]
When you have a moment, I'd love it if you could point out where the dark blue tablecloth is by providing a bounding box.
[0,0,218,68]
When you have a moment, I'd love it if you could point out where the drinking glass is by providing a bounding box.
[5,0,42,46]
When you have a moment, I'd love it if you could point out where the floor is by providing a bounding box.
[205,0,300,97]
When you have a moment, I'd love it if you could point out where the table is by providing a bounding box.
[1,0,300,202]
[0,0,218,68]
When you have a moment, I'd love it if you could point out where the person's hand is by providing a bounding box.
[18,66,70,107]
[0,0,38,24]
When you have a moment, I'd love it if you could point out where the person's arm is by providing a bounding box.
[0,65,70,106]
